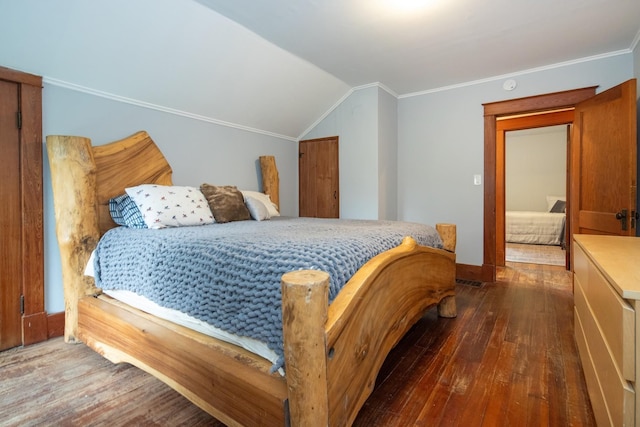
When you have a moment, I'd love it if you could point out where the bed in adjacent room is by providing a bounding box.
[46,130,458,426]
[506,196,566,247]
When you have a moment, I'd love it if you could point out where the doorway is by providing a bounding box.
[504,123,569,267]
[498,110,573,269]
[482,87,597,282]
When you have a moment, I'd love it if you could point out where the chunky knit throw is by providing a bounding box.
[93,217,443,371]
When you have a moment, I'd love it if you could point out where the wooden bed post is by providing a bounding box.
[259,155,279,210]
[436,223,456,253]
[281,270,330,426]
[46,135,101,343]
[436,223,457,318]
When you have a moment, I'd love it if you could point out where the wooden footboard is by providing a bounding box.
[283,234,456,426]
[46,131,457,426]
[78,295,289,426]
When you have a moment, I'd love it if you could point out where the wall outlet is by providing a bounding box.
[474,174,482,185]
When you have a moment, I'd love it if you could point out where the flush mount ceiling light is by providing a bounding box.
[380,0,440,12]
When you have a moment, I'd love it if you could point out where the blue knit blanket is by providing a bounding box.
[93,217,443,371]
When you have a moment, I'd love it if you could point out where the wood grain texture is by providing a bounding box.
[1,263,595,426]
[0,79,22,350]
[281,270,330,426]
[78,296,288,427]
[0,66,45,350]
[46,135,102,342]
[259,155,280,210]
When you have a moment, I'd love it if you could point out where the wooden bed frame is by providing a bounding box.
[46,130,457,426]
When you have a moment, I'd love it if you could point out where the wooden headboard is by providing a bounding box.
[46,130,280,341]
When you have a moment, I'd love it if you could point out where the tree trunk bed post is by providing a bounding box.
[435,223,456,253]
[281,270,330,427]
[46,135,101,342]
[259,155,280,210]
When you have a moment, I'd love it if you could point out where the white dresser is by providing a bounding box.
[573,234,640,426]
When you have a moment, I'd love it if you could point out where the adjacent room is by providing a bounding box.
[1,1,639,425]
[505,124,568,267]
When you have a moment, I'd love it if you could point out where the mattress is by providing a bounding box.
[506,211,565,246]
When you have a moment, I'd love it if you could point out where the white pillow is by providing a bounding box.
[245,196,271,221]
[125,184,214,229]
[546,195,566,212]
[241,190,280,217]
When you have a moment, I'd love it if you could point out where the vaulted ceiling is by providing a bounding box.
[1,1,638,140]
[198,0,640,95]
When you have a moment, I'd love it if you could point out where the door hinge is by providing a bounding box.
[20,295,24,315]
[16,111,22,129]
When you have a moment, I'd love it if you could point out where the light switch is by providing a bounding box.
[474,174,482,185]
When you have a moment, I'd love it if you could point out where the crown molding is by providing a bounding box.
[399,48,632,99]
[42,76,298,142]
[631,28,640,52]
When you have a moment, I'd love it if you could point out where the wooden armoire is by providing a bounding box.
[0,66,45,350]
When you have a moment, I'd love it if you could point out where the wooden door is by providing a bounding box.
[571,79,637,236]
[0,66,45,349]
[299,136,339,218]
[0,79,23,350]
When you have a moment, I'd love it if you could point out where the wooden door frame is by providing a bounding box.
[481,86,597,282]
[0,66,48,345]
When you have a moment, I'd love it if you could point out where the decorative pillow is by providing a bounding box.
[550,199,566,213]
[125,184,214,229]
[245,195,270,221]
[200,184,251,223]
[241,190,280,217]
[108,193,147,228]
[546,195,566,212]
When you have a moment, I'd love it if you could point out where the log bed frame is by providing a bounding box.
[46,130,457,426]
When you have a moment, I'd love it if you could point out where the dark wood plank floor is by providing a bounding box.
[0,263,595,426]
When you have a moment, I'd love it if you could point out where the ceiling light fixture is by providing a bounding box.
[381,0,439,13]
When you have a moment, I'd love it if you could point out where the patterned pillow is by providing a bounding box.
[244,195,271,221]
[200,184,251,223]
[109,193,147,228]
[125,184,214,229]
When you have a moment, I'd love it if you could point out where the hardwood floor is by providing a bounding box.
[0,263,594,426]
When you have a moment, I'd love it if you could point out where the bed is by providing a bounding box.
[46,130,457,426]
[505,211,566,246]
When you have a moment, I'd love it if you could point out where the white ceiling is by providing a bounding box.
[197,0,640,96]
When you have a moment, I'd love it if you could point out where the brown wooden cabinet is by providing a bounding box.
[0,66,45,350]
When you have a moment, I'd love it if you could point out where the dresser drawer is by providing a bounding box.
[575,276,635,427]
[574,244,635,381]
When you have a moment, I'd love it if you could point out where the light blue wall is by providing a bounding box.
[398,53,634,265]
[378,89,398,220]
[302,86,380,219]
[43,83,298,313]
[506,127,567,212]
[300,85,399,221]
